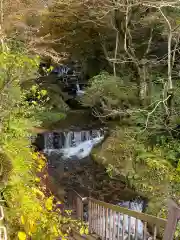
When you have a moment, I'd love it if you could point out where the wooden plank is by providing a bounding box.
[135,218,138,240]
[128,216,131,240]
[92,202,95,232]
[122,214,125,240]
[97,204,100,236]
[109,209,112,239]
[89,198,167,228]
[112,211,116,240]
[89,200,92,234]
[153,225,157,240]
[100,206,103,238]
[117,213,120,240]
[163,200,180,240]
[95,204,98,233]
[143,222,147,240]
[105,208,108,240]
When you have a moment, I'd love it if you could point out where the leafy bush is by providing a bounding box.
[0,49,75,239]
[82,71,138,117]
[93,127,180,216]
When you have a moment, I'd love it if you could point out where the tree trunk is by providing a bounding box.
[138,64,150,106]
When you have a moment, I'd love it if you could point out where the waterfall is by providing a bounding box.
[76,83,85,96]
[44,132,54,149]
[76,83,80,91]
[43,130,104,159]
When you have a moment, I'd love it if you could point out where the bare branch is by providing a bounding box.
[113,29,119,77]
[144,28,153,56]
[144,95,171,131]
[159,7,173,85]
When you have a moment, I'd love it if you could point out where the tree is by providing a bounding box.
[78,0,180,218]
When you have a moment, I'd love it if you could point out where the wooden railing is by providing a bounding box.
[67,189,180,240]
[88,198,167,240]
[163,200,180,240]
[0,204,7,240]
[66,189,87,221]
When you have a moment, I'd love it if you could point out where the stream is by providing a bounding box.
[33,67,149,239]
[34,128,148,239]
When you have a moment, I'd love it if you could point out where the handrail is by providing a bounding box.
[163,199,180,240]
[0,226,7,240]
[0,205,7,240]
[89,197,167,228]
[66,189,180,239]
[0,206,4,221]
[67,190,167,227]
[68,189,87,202]
[66,189,87,221]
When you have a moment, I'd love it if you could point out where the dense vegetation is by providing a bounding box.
[0,49,75,239]
[1,0,180,238]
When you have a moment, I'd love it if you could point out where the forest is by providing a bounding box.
[1,0,180,239]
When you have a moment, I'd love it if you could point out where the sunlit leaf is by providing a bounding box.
[18,231,26,240]
[20,215,25,225]
[45,196,54,210]
[85,228,89,235]
[79,226,85,235]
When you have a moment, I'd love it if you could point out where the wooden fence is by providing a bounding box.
[163,200,180,240]
[67,189,180,240]
[0,204,7,240]
[88,198,166,240]
[66,189,87,220]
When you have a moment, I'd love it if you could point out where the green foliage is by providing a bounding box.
[4,0,180,227]
[93,127,180,216]
[0,48,74,239]
[27,85,49,105]
[25,84,66,125]
[82,72,138,117]
[35,110,65,124]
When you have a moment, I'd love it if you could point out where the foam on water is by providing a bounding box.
[76,83,85,96]
[43,130,104,160]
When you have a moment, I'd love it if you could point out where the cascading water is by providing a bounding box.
[76,83,85,96]
[43,129,104,160]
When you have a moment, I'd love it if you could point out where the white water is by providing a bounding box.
[43,130,104,159]
[76,83,85,97]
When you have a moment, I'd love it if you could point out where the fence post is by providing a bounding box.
[88,199,92,233]
[76,196,85,221]
[163,200,180,240]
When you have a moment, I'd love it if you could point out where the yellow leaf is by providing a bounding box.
[20,216,25,225]
[29,220,36,233]
[32,187,45,198]
[45,196,54,210]
[18,231,26,240]
[35,177,40,183]
[37,158,45,166]
[79,227,84,235]
[85,228,89,235]
[41,89,47,96]
[38,206,43,211]
[52,226,59,236]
